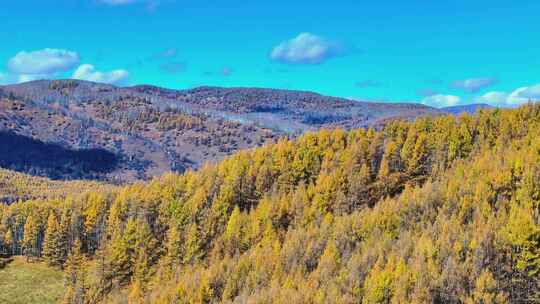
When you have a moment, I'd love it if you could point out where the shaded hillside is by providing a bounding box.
[0,104,538,303]
[0,131,117,180]
[0,80,441,181]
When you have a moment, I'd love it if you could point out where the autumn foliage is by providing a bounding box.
[0,103,539,303]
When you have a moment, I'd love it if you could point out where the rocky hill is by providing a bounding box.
[0,80,441,182]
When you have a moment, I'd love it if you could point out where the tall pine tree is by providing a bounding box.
[42,213,62,267]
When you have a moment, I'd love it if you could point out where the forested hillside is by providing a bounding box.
[0,80,440,182]
[0,168,113,204]
[0,103,539,303]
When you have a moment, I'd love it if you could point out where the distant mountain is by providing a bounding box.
[441,103,495,115]
[0,79,442,181]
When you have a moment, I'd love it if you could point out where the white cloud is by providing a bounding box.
[7,48,80,75]
[506,87,530,106]
[72,64,129,85]
[270,33,343,64]
[450,77,497,93]
[475,91,508,105]
[1,48,131,85]
[17,74,47,83]
[518,84,540,99]
[474,84,540,107]
[421,94,461,108]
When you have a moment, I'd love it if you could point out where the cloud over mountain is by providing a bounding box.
[0,48,131,86]
[421,94,461,108]
[7,48,80,75]
[519,84,540,99]
[270,33,343,65]
[474,91,508,105]
[475,83,540,107]
[72,64,129,85]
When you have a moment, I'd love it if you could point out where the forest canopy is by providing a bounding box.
[0,103,539,303]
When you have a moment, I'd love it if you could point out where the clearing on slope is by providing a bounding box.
[0,256,64,304]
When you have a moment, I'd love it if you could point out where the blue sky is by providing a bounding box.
[1,0,539,107]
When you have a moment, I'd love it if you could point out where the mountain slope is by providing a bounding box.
[0,80,441,181]
[0,103,538,303]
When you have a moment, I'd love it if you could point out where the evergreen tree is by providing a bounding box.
[3,228,13,256]
[22,215,39,260]
[89,235,113,303]
[63,238,88,304]
[163,223,182,277]
[57,208,71,267]
[42,213,62,267]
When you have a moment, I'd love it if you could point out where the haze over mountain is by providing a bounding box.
[0,79,446,182]
[440,103,495,115]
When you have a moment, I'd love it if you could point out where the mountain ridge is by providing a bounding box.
[0,79,449,182]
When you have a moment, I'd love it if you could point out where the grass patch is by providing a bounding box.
[0,256,64,304]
